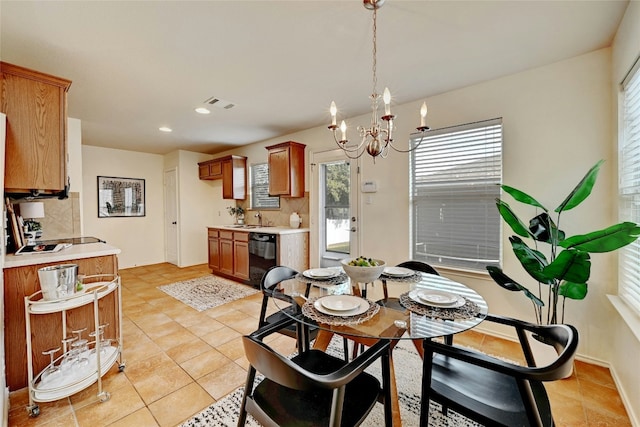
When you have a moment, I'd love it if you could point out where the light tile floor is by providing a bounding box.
[8,263,632,426]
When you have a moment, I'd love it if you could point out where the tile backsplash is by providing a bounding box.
[11,192,81,241]
[238,192,309,228]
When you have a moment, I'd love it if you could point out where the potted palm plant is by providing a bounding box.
[487,160,640,325]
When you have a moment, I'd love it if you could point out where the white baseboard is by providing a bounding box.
[610,366,639,427]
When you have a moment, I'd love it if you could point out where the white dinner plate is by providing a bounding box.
[303,268,339,280]
[409,290,465,308]
[383,267,414,277]
[314,295,369,316]
[320,295,361,311]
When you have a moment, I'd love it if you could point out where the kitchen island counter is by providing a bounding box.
[5,242,121,269]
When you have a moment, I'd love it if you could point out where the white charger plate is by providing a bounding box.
[409,290,465,308]
[383,267,414,277]
[303,268,339,280]
[314,295,369,316]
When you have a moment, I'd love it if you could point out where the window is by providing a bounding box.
[410,118,502,271]
[619,57,640,314]
[250,163,279,209]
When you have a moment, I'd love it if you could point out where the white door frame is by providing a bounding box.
[164,168,180,266]
[310,149,361,268]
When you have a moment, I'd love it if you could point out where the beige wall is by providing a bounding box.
[164,150,230,267]
[610,1,640,424]
[82,145,165,269]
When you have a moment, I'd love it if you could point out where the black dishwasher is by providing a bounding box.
[249,233,277,288]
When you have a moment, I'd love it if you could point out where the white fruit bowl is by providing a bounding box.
[340,258,386,284]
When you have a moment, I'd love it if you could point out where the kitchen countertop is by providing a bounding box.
[208,225,310,235]
[4,242,121,269]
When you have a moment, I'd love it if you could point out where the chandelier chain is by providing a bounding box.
[372,6,377,98]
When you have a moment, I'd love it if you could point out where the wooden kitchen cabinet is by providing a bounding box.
[233,232,250,281]
[208,228,249,283]
[199,160,223,180]
[207,229,220,271]
[219,230,234,276]
[266,141,306,197]
[0,62,72,194]
[198,155,246,200]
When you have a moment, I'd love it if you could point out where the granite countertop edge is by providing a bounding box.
[4,242,121,269]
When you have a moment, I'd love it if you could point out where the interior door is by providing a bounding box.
[311,149,359,268]
[164,168,179,266]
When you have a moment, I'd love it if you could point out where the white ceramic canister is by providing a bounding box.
[289,212,301,228]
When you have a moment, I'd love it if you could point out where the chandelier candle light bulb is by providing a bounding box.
[330,101,337,126]
[383,87,391,116]
[420,102,428,127]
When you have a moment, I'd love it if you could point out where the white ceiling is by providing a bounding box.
[0,0,629,155]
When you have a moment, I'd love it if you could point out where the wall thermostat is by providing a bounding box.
[361,180,378,193]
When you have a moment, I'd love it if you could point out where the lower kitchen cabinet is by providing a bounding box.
[233,234,249,280]
[208,228,249,283]
[207,229,220,271]
[208,227,308,286]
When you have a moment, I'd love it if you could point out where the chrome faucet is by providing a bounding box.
[255,211,262,227]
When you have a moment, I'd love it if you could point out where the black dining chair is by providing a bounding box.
[421,314,579,427]
[378,260,440,310]
[258,265,318,350]
[238,317,393,427]
[373,260,442,358]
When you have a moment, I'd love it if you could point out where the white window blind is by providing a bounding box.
[619,58,640,314]
[250,163,279,209]
[410,118,502,271]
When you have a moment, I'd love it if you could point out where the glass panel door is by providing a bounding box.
[312,149,359,268]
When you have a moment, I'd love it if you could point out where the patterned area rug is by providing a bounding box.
[158,275,259,312]
[181,338,483,426]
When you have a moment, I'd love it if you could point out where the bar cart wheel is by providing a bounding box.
[98,391,111,403]
[118,362,126,372]
[27,404,40,417]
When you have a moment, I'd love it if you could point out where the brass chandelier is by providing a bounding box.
[328,0,430,161]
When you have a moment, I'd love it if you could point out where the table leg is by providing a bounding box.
[388,348,402,426]
[312,329,334,351]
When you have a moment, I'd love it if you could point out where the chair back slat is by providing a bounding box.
[242,335,319,391]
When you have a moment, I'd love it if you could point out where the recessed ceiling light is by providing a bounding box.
[159,126,172,132]
[195,107,211,115]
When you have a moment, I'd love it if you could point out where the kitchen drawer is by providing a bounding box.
[208,229,219,238]
[233,232,249,242]
[219,230,234,240]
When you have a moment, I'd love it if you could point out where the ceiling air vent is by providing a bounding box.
[203,96,236,110]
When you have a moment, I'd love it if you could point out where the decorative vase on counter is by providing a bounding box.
[289,212,301,229]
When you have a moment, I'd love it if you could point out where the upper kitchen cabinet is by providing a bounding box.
[266,141,305,197]
[198,155,247,200]
[0,62,72,194]
[198,158,223,180]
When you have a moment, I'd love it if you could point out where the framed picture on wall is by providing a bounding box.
[97,176,146,218]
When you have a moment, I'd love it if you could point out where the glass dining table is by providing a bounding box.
[271,267,489,427]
